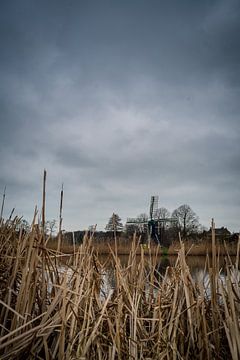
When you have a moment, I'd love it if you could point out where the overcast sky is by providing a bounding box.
[0,0,240,232]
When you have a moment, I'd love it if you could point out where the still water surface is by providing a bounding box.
[97,254,239,296]
[56,254,239,299]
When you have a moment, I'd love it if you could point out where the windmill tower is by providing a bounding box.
[147,195,160,244]
[126,195,178,245]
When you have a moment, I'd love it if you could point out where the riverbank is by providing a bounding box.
[47,235,239,256]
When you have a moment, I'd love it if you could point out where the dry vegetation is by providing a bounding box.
[168,239,238,256]
[48,235,239,256]
[0,214,240,360]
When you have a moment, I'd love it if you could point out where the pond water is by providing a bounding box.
[54,253,239,300]
[97,254,239,297]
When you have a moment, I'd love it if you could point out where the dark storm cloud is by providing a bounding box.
[0,0,240,231]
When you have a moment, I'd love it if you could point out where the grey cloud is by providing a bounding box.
[0,0,239,231]
[54,144,99,169]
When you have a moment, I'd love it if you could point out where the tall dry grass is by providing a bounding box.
[48,235,239,256]
[48,236,161,255]
[0,214,239,359]
[168,238,238,256]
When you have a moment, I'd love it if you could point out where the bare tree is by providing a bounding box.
[45,219,57,236]
[125,213,148,235]
[136,213,148,222]
[136,213,148,233]
[172,204,199,238]
[154,207,170,219]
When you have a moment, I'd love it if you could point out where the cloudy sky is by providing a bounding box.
[0,0,240,232]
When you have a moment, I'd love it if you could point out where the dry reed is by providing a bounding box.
[0,214,239,359]
[47,235,238,257]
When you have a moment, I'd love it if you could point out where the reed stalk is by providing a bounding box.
[0,214,239,359]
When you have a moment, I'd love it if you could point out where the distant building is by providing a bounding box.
[204,227,231,242]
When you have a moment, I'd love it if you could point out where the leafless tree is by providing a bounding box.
[154,207,170,219]
[172,204,199,238]
[135,213,148,233]
[45,219,57,236]
[136,213,148,222]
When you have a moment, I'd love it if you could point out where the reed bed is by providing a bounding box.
[0,216,239,359]
[168,239,238,256]
[48,236,238,256]
[48,236,161,255]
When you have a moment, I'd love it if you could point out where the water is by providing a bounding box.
[54,254,239,300]
[97,254,239,297]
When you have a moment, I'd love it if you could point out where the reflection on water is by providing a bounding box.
[98,254,239,296]
[56,254,239,300]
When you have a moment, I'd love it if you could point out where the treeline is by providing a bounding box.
[15,203,237,247]
[103,204,201,246]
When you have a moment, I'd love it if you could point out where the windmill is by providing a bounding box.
[126,195,178,245]
[147,195,160,244]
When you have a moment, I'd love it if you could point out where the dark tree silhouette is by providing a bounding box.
[154,207,171,219]
[125,214,148,235]
[105,213,123,238]
[172,204,199,238]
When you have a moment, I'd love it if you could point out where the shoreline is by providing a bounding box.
[47,238,239,256]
